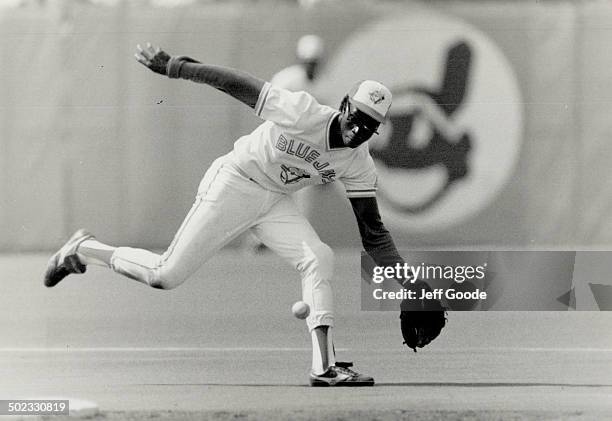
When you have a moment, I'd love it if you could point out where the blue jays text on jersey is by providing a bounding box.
[275,135,336,184]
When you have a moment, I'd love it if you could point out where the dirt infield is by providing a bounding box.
[3,252,612,420]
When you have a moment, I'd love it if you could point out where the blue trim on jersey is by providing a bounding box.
[346,189,377,198]
[325,111,347,152]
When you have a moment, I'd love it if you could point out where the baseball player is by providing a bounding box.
[270,34,324,93]
[44,43,445,386]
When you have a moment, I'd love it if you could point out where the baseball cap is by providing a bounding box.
[296,34,324,61]
[348,80,392,123]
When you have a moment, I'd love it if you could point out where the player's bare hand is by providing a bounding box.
[134,42,171,76]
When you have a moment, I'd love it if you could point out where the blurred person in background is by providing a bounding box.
[271,34,324,93]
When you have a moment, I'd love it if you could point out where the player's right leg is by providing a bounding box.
[251,195,374,386]
[44,154,270,289]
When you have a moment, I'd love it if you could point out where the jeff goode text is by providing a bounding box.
[373,288,487,301]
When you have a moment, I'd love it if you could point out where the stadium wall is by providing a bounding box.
[0,1,610,251]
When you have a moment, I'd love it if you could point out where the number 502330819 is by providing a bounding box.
[1,400,69,415]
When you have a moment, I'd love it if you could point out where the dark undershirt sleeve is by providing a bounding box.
[168,57,265,109]
[349,196,413,286]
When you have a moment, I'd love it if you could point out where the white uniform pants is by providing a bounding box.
[110,153,334,330]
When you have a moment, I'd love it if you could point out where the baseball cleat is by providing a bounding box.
[309,361,374,387]
[44,229,95,288]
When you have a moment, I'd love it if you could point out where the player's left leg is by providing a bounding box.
[250,195,374,386]
[45,154,271,289]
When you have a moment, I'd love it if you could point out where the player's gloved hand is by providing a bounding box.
[134,42,171,76]
[399,281,447,352]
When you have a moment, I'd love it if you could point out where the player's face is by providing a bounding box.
[340,102,380,148]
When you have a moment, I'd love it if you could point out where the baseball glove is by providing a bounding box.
[400,281,447,352]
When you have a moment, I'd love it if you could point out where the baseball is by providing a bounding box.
[291,301,310,319]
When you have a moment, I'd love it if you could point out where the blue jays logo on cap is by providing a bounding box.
[369,89,386,105]
[349,80,393,123]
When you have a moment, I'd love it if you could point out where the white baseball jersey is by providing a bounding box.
[231,82,377,199]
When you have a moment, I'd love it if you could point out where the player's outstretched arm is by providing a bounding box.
[349,196,408,283]
[349,196,447,352]
[134,42,265,109]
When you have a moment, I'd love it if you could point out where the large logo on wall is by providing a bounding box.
[315,11,523,231]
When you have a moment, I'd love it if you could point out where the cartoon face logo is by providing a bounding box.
[369,89,385,105]
[315,12,523,231]
[280,165,311,184]
[371,41,472,213]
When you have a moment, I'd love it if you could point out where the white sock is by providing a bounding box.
[326,328,336,368]
[77,239,116,267]
[311,327,336,375]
